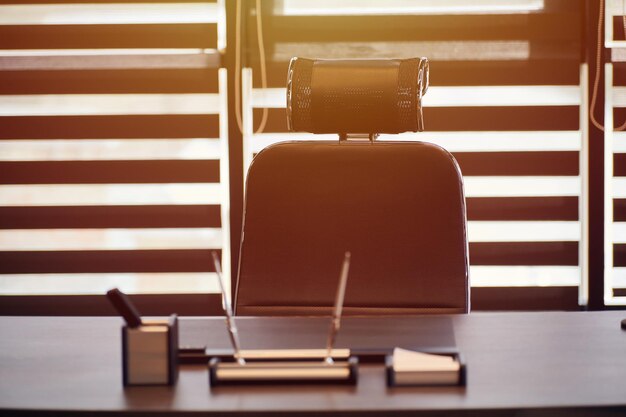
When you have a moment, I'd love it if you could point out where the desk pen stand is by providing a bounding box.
[209,354,358,386]
[122,314,178,386]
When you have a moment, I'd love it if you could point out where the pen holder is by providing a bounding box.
[209,355,359,386]
[122,314,178,386]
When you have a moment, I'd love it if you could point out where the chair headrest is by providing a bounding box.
[286,57,429,135]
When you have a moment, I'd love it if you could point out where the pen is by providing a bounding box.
[325,251,351,364]
[106,288,143,328]
[211,251,246,365]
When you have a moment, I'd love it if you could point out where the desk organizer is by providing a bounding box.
[122,314,178,386]
[209,354,358,386]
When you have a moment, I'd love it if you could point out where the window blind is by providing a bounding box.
[0,1,231,299]
[603,0,626,306]
[241,0,586,309]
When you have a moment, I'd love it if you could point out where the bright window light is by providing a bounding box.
[0,184,222,206]
[0,3,218,25]
[0,228,222,251]
[470,266,580,287]
[273,41,530,62]
[0,273,221,295]
[0,49,214,57]
[0,139,221,161]
[279,0,544,16]
[0,94,220,116]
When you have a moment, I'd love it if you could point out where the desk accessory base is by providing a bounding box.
[209,356,358,386]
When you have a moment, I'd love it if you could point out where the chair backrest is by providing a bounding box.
[234,57,468,316]
[234,140,469,316]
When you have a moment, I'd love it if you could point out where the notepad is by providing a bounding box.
[390,347,461,386]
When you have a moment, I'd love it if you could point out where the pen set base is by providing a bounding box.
[208,355,358,386]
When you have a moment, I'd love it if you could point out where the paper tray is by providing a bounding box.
[209,356,358,386]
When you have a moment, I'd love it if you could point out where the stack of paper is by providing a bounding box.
[391,347,461,386]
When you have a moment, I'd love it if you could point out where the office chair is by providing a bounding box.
[234,57,469,316]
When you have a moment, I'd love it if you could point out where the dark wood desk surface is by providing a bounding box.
[1,312,626,416]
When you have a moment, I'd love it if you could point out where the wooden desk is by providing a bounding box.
[1,312,625,416]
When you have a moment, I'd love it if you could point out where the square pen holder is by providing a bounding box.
[122,314,178,386]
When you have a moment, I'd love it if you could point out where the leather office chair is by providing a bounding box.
[234,57,469,316]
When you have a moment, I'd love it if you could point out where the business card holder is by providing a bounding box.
[209,353,358,386]
[385,349,466,387]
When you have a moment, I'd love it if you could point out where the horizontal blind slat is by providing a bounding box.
[264,13,581,41]
[0,243,578,274]
[0,115,220,139]
[0,24,217,49]
[0,205,221,228]
[613,199,626,221]
[454,152,579,175]
[0,199,578,234]
[0,250,222,273]
[261,60,581,87]
[0,160,220,184]
[470,242,578,265]
[467,197,578,220]
[612,244,626,266]
[471,286,579,310]
[613,154,626,175]
[249,107,580,132]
